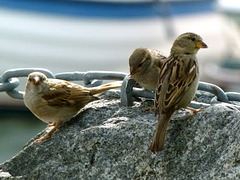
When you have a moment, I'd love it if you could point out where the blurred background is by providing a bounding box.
[1,0,240,163]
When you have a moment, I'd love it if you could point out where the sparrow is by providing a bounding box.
[24,72,122,142]
[149,32,208,152]
[129,48,166,91]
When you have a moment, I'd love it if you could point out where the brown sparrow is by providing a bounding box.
[129,48,166,91]
[149,32,208,152]
[24,72,122,142]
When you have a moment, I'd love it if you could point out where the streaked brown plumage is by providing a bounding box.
[24,72,122,142]
[149,32,208,152]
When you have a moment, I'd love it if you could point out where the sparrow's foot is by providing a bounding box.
[142,106,155,112]
[34,135,50,142]
[186,106,204,118]
[47,122,57,127]
[34,121,63,142]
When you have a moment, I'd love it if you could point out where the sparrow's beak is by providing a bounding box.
[130,67,142,76]
[30,76,41,86]
[195,40,208,48]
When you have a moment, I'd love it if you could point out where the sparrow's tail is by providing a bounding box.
[89,81,122,96]
[149,113,172,152]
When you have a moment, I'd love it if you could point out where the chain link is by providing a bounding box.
[0,68,127,99]
[120,74,240,109]
[1,68,240,109]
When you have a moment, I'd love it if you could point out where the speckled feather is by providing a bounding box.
[149,32,208,152]
[24,72,122,142]
[42,81,97,108]
[155,55,198,115]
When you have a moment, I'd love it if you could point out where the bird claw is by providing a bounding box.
[47,122,56,127]
[186,107,204,118]
[34,121,62,142]
[142,106,155,112]
[34,135,50,142]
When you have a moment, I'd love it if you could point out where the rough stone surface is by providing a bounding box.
[1,91,240,180]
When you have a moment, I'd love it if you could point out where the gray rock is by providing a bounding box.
[1,91,240,180]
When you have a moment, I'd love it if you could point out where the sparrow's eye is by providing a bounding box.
[138,62,143,67]
[191,37,196,41]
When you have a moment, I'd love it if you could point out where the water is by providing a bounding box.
[0,108,45,163]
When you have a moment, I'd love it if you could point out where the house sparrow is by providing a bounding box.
[24,72,122,142]
[129,48,166,91]
[149,32,208,152]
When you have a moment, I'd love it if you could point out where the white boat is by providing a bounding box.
[0,0,222,105]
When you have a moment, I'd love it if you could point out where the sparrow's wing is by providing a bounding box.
[155,56,198,114]
[42,80,97,107]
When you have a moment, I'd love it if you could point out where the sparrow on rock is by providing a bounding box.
[129,48,166,91]
[24,72,122,142]
[149,32,208,152]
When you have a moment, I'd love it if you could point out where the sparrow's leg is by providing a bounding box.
[142,98,155,112]
[47,122,57,127]
[186,107,204,118]
[34,121,63,142]
[142,106,154,112]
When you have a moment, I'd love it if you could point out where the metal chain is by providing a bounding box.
[120,75,240,109]
[1,68,240,109]
[0,68,127,99]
